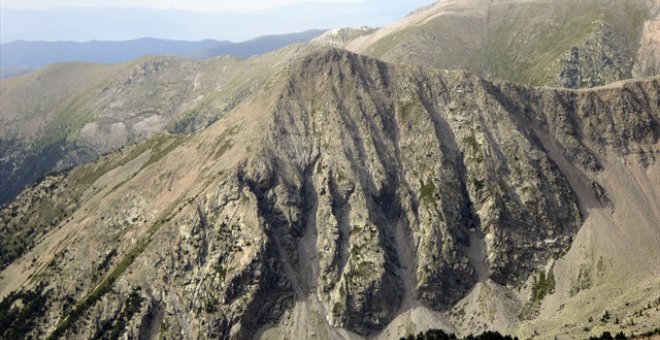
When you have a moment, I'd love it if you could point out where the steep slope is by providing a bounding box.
[1,49,657,339]
[345,0,660,88]
[0,44,307,205]
[634,18,660,78]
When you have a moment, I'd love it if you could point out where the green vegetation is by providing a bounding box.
[0,136,67,205]
[211,126,239,160]
[0,133,183,273]
[332,302,344,315]
[401,329,518,340]
[419,176,437,204]
[471,178,485,191]
[418,176,445,221]
[91,249,118,283]
[0,82,101,200]
[463,132,483,164]
[486,0,650,85]
[519,265,557,320]
[366,0,650,87]
[93,288,144,340]
[48,202,182,339]
[398,100,418,123]
[214,263,227,280]
[0,175,70,271]
[463,134,479,154]
[588,331,628,340]
[601,310,611,323]
[531,265,556,302]
[0,282,49,339]
[368,27,416,59]
[69,133,180,190]
[139,135,184,172]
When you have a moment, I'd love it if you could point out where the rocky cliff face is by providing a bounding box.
[1,48,658,339]
[3,0,658,211]
[634,18,660,78]
[555,21,635,89]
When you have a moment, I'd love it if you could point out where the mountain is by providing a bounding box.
[342,0,660,88]
[0,45,307,205]
[0,38,226,70]
[185,30,327,60]
[0,48,658,339]
[5,0,658,207]
[0,66,31,79]
[311,26,378,48]
[0,30,325,76]
[1,0,659,338]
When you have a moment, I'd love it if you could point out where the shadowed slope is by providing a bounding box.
[0,48,657,339]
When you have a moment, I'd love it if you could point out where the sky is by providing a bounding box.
[1,0,436,43]
[1,0,366,12]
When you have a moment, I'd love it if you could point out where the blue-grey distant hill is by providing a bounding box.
[183,30,326,59]
[0,1,434,42]
[0,30,325,73]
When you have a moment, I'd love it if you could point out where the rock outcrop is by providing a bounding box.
[1,48,658,339]
[346,0,659,88]
[555,22,634,88]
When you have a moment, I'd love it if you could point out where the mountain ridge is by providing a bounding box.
[2,0,658,210]
[343,0,660,88]
[1,0,659,338]
[0,30,325,75]
[1,47,658,339]
[0,44,310,205]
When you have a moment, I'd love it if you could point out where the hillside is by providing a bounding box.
[0,45,307,205]
[0,38,225,70]
[3,0,658,206]
[0,48,658,339]
[1,0,659,338]
[344,0,660,88]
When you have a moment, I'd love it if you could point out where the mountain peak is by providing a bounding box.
[1,1,659,339]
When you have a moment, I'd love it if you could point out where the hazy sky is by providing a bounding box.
[1,0,362,11]
[0,0,436,42]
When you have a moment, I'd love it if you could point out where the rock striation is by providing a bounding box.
[1,48,658,339]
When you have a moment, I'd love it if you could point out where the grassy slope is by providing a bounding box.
[358,0,652,86]
[0,44,305,205]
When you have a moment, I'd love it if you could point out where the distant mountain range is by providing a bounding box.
[0,30,325,74]
[0,1,435,42]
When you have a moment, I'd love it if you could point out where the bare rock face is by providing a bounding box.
[555,22,635,88]
[634,18,660,78]
[3,0,658,212]
[1,48,658,339]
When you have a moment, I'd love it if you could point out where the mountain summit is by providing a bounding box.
[1,47,658,339]
[0,1,659,339]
